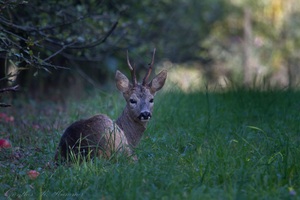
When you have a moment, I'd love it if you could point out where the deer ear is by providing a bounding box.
[149,70,167,94]
[116,70,130,93]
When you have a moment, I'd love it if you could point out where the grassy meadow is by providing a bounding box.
[0,87,300,199]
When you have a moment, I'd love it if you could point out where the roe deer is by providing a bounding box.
[54,49,167,162]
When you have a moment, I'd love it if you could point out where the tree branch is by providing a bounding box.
[66,21,118,49]
[0,85,19,93]
[0,103,12,107]
[43,41,76,62]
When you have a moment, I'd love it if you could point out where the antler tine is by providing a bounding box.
[127,50,137,86]
[142,48,156,86]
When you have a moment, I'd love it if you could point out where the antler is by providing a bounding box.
[142,48,156,86]
[127,50,137,86]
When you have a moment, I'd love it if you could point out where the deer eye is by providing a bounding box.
[149,98,154,103]
[129,99,137,104]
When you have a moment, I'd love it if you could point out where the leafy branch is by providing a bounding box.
[0,1,120,72]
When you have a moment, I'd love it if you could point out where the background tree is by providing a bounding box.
[0,0,121,92]
[1,0,300,95]
[202,0,300,87]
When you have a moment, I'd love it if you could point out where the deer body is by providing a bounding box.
[55,49,167,162]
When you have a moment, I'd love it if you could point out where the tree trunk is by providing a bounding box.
[0,58,7,88]
[243,7,256,87]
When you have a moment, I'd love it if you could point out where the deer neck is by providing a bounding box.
[116,107,147,147]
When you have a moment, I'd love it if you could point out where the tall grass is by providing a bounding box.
[1,88,300,199]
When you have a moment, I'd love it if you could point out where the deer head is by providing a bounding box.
[115,49,167,124]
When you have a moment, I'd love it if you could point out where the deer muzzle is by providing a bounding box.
[138,111,152,121]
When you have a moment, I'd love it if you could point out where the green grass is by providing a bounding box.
[1,88,300,199]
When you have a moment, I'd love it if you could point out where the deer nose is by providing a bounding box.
[139,111,152,121]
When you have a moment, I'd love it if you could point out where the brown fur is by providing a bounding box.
[55,114,131,161]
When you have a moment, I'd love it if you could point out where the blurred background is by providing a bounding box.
[1,0,300,99]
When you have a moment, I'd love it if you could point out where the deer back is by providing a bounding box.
[55,114,132,161]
